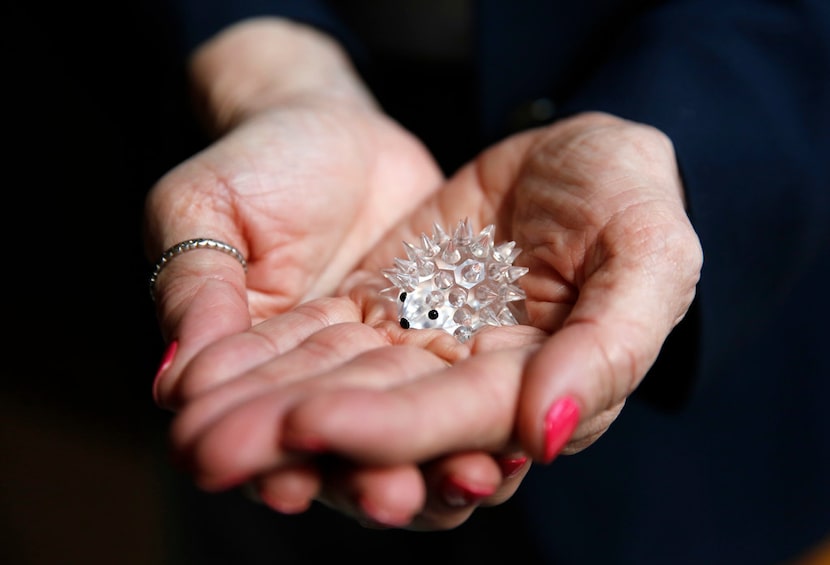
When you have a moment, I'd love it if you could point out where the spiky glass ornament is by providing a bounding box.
[380,218,529,343]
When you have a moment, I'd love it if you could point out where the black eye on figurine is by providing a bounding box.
[380,218,528,343]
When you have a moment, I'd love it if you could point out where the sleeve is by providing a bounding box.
[169,0,364,60]
[555,0,830,403]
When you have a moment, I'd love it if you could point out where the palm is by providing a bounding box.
[145,99,443,323]
[356,113,689,340]
[340,112,699,453]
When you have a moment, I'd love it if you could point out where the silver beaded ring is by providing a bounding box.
[148,238,247,300]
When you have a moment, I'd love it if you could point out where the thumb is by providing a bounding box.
[517,244,701,464]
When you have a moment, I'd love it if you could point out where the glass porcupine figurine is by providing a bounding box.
[380,218,529,343]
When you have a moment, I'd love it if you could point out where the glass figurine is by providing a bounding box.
[380,218,528,343]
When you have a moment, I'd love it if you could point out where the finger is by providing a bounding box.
[249,462,321,515]
[169,321,390,447]
[408,451,503,531]
[517,228,702,463]
[317,460,426,529]
[163,297,366,408]
[174,344,451,490]
[280,341,538,464]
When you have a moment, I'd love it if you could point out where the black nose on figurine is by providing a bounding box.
[400,318,410,329]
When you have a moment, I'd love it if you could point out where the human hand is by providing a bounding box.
[146,19,515,530]
[166,111,703,529]
[289,110,702,462]
[144,18,444,408]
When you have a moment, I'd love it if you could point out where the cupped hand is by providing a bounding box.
[165,111,703,529]
[290,111,702,464]
[145,20,445,409]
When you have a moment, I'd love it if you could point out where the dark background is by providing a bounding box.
[3,2,191,562]
[4,1,184,413]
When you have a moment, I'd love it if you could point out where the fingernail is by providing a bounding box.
[543,396,580,464]
[497,455,528,478]
[441,476,496,508]
[153,340,178,403]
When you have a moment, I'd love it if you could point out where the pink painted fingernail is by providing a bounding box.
[497,455,529,478]
[152,340,178,403]
[543,396,580,464]
[441,476,496,508]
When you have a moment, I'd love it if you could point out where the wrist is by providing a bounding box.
[189,17,376,134]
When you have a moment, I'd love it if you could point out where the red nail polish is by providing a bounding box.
[153,340,178,402]
[497,456,528,478]
[543,396,580,464]
[442,476,496,508]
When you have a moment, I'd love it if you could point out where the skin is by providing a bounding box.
[146,18,703,530]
